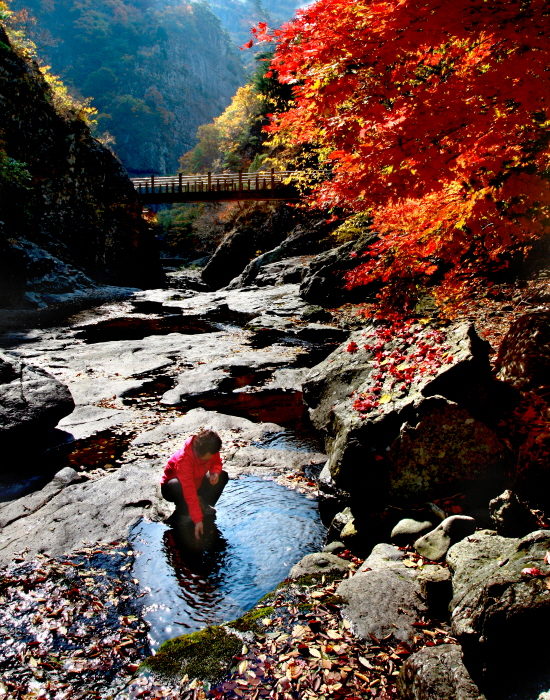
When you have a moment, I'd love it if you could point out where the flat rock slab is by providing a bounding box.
[57,405,137,440]
[0,460,169,565]
[223,446,327,479]
[140,284,310,320]
[132,409,283,446]
[397,644,486,700]
[67,377,150,406]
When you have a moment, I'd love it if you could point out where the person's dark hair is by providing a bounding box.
[193,429,222,457]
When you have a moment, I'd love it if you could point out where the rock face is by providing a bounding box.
[9,0,246,174]
[0,351,74,447]
[0,26,163,309]
[203,206,337,290]
[303,322,513,532]
[299,234,378,307]
[496,311,550,391]
[448,530,550,696]
[0,460,170,564]
[397,644,486,700]
[202,205,301,289]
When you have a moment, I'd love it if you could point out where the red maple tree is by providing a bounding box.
[249,0,550,312]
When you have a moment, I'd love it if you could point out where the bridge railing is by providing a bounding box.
[131,169,308,196]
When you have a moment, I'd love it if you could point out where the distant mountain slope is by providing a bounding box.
[10,0,246,174]
[207,0,303,65]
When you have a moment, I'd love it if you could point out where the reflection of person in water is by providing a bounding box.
[161,430,229,540]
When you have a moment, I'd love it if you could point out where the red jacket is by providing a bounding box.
[161,436,223,524]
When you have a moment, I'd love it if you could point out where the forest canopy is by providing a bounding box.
[249,0,550,313]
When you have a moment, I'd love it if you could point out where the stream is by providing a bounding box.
[132,475,325,649]
[0,278,336,660]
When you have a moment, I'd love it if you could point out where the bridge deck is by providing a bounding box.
[131,170,303,204]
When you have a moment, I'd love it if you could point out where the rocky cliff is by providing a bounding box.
[0,25,163,310]
[10,0,246,174]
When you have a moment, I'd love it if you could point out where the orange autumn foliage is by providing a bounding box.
[250,0,550,312]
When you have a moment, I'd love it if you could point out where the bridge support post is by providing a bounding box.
[208,172,212,192]
[179,173,182,193]
[238,170,243,198]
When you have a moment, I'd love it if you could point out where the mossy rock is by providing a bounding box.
[228,606,275,634]
[292,570,347,588]
[141,625,241,683]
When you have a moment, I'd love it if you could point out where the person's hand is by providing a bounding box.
[195,521,204,540]
[209,472,219,485]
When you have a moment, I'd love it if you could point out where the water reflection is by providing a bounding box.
[130,475,325,649]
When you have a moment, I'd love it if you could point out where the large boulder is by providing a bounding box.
[0,351,74,448]
[448,530,550,696]
[397,644,486,700]
[303,322,513,529]
[337,543,427,643]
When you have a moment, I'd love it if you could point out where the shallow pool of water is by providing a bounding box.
[130,475,325,649]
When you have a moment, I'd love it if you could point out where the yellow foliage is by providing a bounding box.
[214,84,264,153]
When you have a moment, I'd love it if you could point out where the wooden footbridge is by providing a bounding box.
[131,169,304,204]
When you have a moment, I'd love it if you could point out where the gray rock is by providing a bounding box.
[160,368,229,405]
[417,565,452,617]
[489,489,540,538]
[327,507,356,543]
[0,459,169,565]
[392,518,434,546]
[57,405,136,441]
[0,351,74,447]
[223,446,327,479]
[397,644,486,700]
[300,233,378,307]
[323,541,346,554]
[303,322,511,516]
[337,567,427,643]
[289,552,351,579]
[0,467,82,530]
[414,516,476,561]
[67,377,150,406]
[449,530,550,685]
[446,530,517,582]
[361,542,409,573]
[131,409,283,446]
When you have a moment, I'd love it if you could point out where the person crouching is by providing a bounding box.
[161,429,228,540]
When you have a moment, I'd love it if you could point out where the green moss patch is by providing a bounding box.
[292,570,346,588]
[142,625,241,683]
[228,606,275,634]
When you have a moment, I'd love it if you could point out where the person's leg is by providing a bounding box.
[161,478,188,514]
[198,470,229,507]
